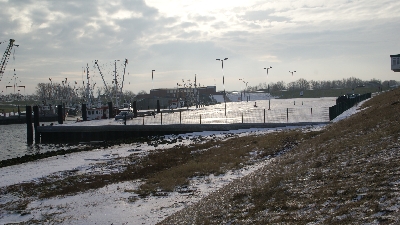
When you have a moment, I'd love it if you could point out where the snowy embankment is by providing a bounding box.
[0,99,367,224]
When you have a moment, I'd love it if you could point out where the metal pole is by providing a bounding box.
[57,105,63,124]
[114,60,118,108]
[264,108,266,123]
[33,106,40,143]
[287,108,289,122]
[26,105,33,144]
[108,102,113,119]
[82,104,87,121]
[225,100,226,116]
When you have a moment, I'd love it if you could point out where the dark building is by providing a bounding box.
[134,86,217,109]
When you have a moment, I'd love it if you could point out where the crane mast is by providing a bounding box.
[94,60,109,94]
[0,39,15,81]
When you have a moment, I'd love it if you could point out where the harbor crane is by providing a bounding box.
[94,60,109,95]
[0,39,18,82]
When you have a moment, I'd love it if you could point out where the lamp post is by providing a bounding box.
[176,82,179,103]
[216,58,228,116]
[264,66,272,75]
[194,74,198,108]
[239,78,244,101]
[289,71,296,98]
[151,70,155,89]
[48,78,53,103]
[244,81,249,101]
[239,79,248,97]
[151,69,155,109]
[264,66,272,92]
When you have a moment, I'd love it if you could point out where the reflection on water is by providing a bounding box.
[0,120,79,161]
[0,123,31,160]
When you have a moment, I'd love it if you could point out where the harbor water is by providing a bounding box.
[0,97,336,161]
[0,119,79,161]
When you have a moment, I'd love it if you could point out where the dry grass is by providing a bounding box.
[0,130,320,223]
[135,131,319,196]
[2,88,399,224]
[0,125,320,212]
[162,88,400,224]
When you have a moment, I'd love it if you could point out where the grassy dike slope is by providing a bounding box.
[162,88,400,224]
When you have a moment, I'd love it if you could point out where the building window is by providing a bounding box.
[393,58,397,65]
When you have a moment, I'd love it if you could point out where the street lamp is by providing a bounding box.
[264,66,272,75]
[150,69,156,109]
[194,74,199,108]
[244,81,248,101]
[289,70,296,76]
[216,58,228,116]
[151,70,155,89]
[239,78,244,101]
[264,66,272,96]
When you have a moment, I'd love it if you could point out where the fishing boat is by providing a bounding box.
[169,99,184,109]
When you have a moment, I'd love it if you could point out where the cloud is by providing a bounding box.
[241,10,290,23]
[189,14,216,23]
[1,0,400,94]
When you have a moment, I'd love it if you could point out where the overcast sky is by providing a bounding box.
[1,0,399,95]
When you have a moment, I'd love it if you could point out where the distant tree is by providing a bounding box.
[271,81,286,91]
[309,80,320,89]
[322,80,332,89]
[333,79,344,88]
[369,78,381,85]
[137,90,147,95]
[249,77,397,93]
[35,82,78,105]
[259,82,268,89]
[287,81,297,90]
[344,77,363,88]
[296,78,310,90]
[121,90,136,103]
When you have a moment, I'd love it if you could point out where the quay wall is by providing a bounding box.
[36,122,330,143]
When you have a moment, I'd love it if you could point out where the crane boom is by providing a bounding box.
[121,58,128,91]
[0,39,15,81]
[94,60,109,94]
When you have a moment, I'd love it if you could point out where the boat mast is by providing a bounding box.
[86,63,92,108]
[114,59,119,108]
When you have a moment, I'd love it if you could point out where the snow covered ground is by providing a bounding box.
[0,99,367,224]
